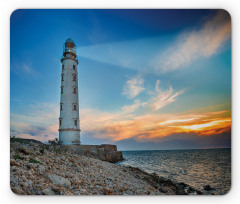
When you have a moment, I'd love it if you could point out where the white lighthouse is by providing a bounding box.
[59,38,80,145]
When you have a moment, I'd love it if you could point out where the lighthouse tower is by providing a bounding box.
[59,38,80,145]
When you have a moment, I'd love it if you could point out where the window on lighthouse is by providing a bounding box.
[61,86,64,94]
[73,65,75,70]
[73,75,76,81]
[73,104,77,110]
[74,120,77,126]
[59,119,62,126]
[61,74,64,81]
[60,103,63,110]
[62,65,64,70]
[73,87,77,94]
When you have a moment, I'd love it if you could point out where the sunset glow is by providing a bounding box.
[10,9,231,150]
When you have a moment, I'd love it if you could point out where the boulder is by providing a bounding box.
[42,188,56,195]
[11,187,25,195]
[47,174,71,187]
[103,187,115,195]
[159,187,167,193]
[18,145,33,155]
[203,185,214,191]
[105,151,123,163]
[10,159,18,166]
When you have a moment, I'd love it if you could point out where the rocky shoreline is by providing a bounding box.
[10,139,204,195]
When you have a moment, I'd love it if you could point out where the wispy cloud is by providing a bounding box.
[121,99,142,114]
[152,10,231,73]
[148,80,184,111]
[122,76,184,112]
[122,75,145,98]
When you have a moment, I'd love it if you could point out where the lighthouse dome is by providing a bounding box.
[65,38,75,44]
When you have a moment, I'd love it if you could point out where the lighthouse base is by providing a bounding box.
[59,130,80,145]
[63,144,124,163]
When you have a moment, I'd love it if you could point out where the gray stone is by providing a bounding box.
[18,145,33,154]
[47,174,71,187]
[42,188,56,195]
[159,187,167,193]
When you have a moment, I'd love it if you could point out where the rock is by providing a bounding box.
[38,165,46,174]
[20,181,29,189]
[74,191,80,195]
[42,188,56,195]
[203,185,214,191]
[11,140,206,196]
[26,180,33,186]
[103,187,115,195]
[52,184,64,192]
[10,160,19,166]
[125,190,134,195]
[10,173,19,186]
[187,186,195,193]
[96,185,103,190]
[11,187,25,195]
[159,187,167,193]
[105,151,123,163]
[18,145,32,155]
[47,174,71,187]
[35,183,44,188]
[176,188,188,195]
[178,182,188,189]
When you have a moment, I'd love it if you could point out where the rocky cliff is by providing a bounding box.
[10,139,203,195]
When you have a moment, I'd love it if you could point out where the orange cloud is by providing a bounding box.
[178,118,231,135]
[80,108,231,142]
[11,101,231,145]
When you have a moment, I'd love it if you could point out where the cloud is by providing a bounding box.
[148,80,184,111]
[121,99,142,114]
[10,102,59,142]
[152,10,231,73]
[10,78,183,143]
[122,75,145,98]
[10,101,231,148]
[79,106,231,143]
[122,77,183,111]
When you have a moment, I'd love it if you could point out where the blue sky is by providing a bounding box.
[10,9,231,150]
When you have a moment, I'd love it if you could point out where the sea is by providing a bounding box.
[118,148,231,195]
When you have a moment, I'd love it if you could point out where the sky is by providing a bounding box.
[10,9,231,150]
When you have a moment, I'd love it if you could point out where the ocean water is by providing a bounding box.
[119,148,231,195]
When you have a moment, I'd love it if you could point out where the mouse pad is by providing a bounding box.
[10,9,231,195]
